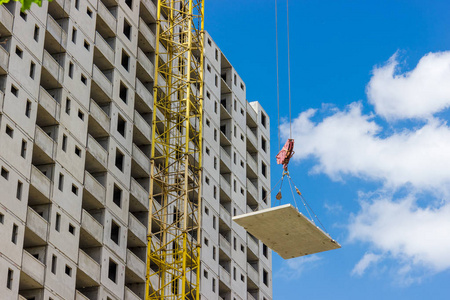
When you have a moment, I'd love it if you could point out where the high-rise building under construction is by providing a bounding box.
[0,1,272,299]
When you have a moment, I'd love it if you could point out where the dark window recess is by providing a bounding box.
[6,269,13,289]
[55,213,61,231]
[71,184,78,195]
[261,113,267,128]
[262,162,267,178]
[11,85,18,97]
[263,269,269,286]
[108,259,118,283]
[62,134,67,151]
[123,19,132,39]
[121,50,130,71]
[33,25,39,42]
[75,146,81,157]
[65,98,71,114]
[15,47,23,58]
[65,265,72,276]
[81,74,87,85]
[119,82,128,103]
[68,223,75,235]
[263,243,268,258]
[115,149,124,171]
[125,0,132,9]
[25,100,32,118]
[0,212,3,223]
[68,62,74,78]
[84,40,90,50]
[51,255,57,274]
[58,173,64,191]
[11,224,18,244]
[20,140,27,158]
[20,11,27,21]
[71,28,77,43]
[261,137,267,152]
[87,7,93,17]
[75,0,79,10]
[111,221,120,245]
[1,167,9,180]
[262,188,268,204]
[117,114,126,137]
[6,125,13,137]
[113,184,122,208]
[78,109,84,120]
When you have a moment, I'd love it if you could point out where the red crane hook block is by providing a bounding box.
[276,139,295,171]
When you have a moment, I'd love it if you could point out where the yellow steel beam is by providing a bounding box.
[146,0,204,299]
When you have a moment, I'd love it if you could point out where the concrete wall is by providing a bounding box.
[0,1,272,300]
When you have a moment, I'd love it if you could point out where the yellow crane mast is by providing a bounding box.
[145,1,204,299]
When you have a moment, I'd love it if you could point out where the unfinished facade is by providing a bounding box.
[0,1,272,299]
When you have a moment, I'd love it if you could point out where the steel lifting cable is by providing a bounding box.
[286,0,292,139]
[275,0,281,151]
[286,173,330,235]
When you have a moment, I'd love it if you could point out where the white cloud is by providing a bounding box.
[367,51,450,120]
[349,197,450,273]
[280,51,450,281]
[282,104,450,194]
[276,255,321,280]
[351,252,383,276]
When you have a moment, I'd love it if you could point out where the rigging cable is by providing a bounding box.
[287,0,292,138]
[275,0,281,151]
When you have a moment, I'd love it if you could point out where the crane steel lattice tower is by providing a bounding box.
[145,0,204,299]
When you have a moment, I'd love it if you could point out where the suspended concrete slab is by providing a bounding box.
[233,204,340,259]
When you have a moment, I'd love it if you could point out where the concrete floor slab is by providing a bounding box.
[233,204,341,259]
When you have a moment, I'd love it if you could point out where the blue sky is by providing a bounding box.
[206,1,450,299]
